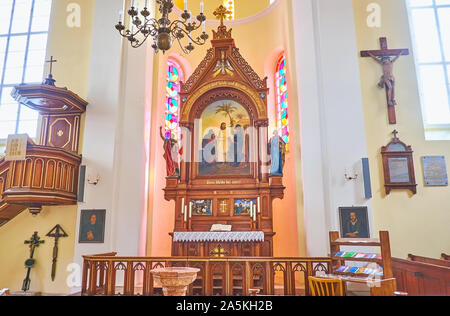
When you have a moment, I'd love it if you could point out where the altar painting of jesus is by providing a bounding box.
[199,100,251,176]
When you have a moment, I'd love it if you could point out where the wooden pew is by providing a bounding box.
[442,254,449,261]
[408,254,450,268]
[393,257,450,296]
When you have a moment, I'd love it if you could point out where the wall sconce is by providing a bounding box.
[344,172,358,181]
[87,174,100,185]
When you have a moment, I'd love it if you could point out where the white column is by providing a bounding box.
[291,0,372,257]
[72,0,154,291]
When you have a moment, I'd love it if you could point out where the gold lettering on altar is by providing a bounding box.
[206,180,242,185]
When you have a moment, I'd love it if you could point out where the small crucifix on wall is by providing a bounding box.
[361,37,409,124]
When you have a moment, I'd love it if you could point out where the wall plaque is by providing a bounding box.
[381,130,417,195]
[422,156,448,186]
[5,134,28,161]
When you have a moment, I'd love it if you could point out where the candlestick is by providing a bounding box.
[189,202,192,218]
[184,208,187,222]
[181,198,185,214]
[257,197,261,214]
[253,205,257,222]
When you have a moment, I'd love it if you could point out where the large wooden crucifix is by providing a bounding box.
[361,37,409,124]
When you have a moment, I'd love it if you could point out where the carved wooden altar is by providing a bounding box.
[164,19,285,257]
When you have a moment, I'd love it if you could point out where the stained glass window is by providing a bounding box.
[276,55,289,149]
[223,0,235,21]
[165,60,183,140]
[0,0,53,154]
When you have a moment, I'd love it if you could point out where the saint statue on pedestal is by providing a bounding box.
[268,130,286,175]
[160,126,180,177]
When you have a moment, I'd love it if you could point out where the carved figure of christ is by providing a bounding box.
[361,37,409,124]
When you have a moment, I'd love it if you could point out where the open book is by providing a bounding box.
[210,224,232,232]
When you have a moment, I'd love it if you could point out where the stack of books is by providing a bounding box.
[334,252,382,260]
[335,265,384,276]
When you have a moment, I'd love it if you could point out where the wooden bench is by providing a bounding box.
[408,254,450,268]
[393,257,450,296]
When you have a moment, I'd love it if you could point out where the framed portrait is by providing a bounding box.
[79,210,106,243]
[338,207,370,239]
[191,200,213,216]
[234,199,256,216]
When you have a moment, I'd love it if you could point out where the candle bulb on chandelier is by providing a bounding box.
[200,1,204,14]
[132,0,135,8]
[145,0,148,8]
[184,0,188,11]
[202,21,206,33]
[119,10,123,23]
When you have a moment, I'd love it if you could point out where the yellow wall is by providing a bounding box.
[353,0,450,258]
[0,0,94,294]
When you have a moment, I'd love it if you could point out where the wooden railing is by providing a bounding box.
[82,254,332,296]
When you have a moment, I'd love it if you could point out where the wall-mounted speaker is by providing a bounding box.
[362,158,372,199]
[78,165,86,202]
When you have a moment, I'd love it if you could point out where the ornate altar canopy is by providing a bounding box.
[164,8,285,258]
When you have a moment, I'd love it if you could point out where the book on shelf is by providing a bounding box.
[347,267,360,274]
[344,252,356,258]
[354,253,366,258]
[336,266,348,273]
[334,251,346,257]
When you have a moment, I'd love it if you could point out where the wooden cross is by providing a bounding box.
[46,224,68,282]
[43,56,57,86]
[213,5,232,26]
[361,37,409,124]
[392,129,399,140]
[46,56,57,75]
[22,232,45,292]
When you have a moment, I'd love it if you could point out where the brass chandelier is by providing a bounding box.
[115,0,208,54]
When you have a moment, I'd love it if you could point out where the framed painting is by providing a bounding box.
[338,207,370,239]
[234,199,256,216]
[79,210,106,243]
[191,200,213,216]
[198,100,251,176]
[381,132,417,195]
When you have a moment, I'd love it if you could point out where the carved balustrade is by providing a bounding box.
[81,253,332,296]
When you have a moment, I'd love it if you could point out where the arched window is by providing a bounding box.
[276,55,289,149]
[223,0,235,21]
[165,59,183,140]
[0,0,53,153]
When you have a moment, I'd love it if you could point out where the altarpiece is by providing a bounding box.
[164,17,285,258]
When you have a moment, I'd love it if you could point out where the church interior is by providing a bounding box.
[0,0,449,297]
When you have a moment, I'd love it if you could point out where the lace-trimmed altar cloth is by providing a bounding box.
[173,232,265,243]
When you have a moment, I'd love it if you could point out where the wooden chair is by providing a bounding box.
[308,276,344,296]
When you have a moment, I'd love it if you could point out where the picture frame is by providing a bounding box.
[338,207,370,239]
[79,209,106,243]
[234,198,256,216]
[191,200,213,216]
[381,132,417,195]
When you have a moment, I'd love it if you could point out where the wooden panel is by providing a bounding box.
[392,257,450,296]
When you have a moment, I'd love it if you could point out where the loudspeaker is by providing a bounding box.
[78,165,86,202]
[362,158,372,199]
